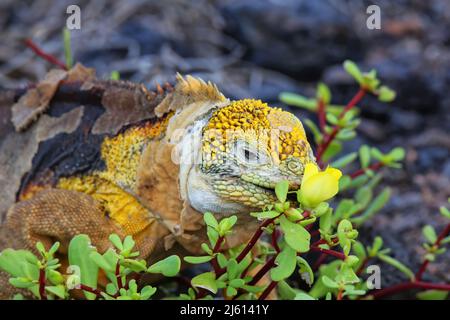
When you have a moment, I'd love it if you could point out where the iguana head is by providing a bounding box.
[184,98,316,214]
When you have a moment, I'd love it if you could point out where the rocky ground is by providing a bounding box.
[0,0,449,290]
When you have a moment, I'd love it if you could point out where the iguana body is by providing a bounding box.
[0,64,314,298]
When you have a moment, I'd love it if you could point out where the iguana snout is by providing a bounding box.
[182,98,316,215]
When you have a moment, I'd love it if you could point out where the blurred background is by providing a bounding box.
[0,0,449,284]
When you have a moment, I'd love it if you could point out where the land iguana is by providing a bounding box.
[0,64,315,298]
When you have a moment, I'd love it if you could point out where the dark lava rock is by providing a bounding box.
[119,20,168,55]
[443,161,450,178]
[221,0,363,81]
[416,147,449,172]
[389,110,424,133]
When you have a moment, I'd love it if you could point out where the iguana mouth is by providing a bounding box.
[241,175,277,190]
[240,174,300,191]
[241,175,299,196]
[241,178,299,205]
[259,184,298,203]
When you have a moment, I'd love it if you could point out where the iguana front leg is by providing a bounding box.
[0,188,169,299]
[0,189,124,299]
[1,189,126,252]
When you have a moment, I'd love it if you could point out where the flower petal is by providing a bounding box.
[299,172,340,208]
[325,167,342,180]
[302,162,319,186]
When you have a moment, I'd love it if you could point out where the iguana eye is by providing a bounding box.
[234,141,265,165]
[244,148,258,162]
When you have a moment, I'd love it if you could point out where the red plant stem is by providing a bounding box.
[415,261,430,283]
[299,211,312,228]
[312,237,332,247]
[235,218,275,264]
[258,281,278,300]
[211,236,225,274]
[316,129,339,167]
[356,257,369,275]
[309,229,321,238]
[415,222,450,281]
[340,88,366,118]
[316,88,366,166]
[312,253,328,271]
[195,288,210,300]
[248,256,276,286]
[128,272,142,288]
[115,261,123,290]
[369,281,450,300]
[310,246,346,260]
[175,276,193,288]
[271,229,281,253]
[24,38,68,70]
[350,162,384,179]
[214,218,275,278]
[312,238,326,247]
[79,284,102,298]
[311,236,338,248]
[38,268,47,300]
[317,99,326,132]
[213,236,224,253]
[233,256,265,300]
[240,258,255,279]
[311,237,340,270]
[237,223,280,296]
[337,288,344,300]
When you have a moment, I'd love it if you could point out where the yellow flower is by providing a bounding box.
[298,163,342,208]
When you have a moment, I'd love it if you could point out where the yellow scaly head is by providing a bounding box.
[198,99,316,210]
